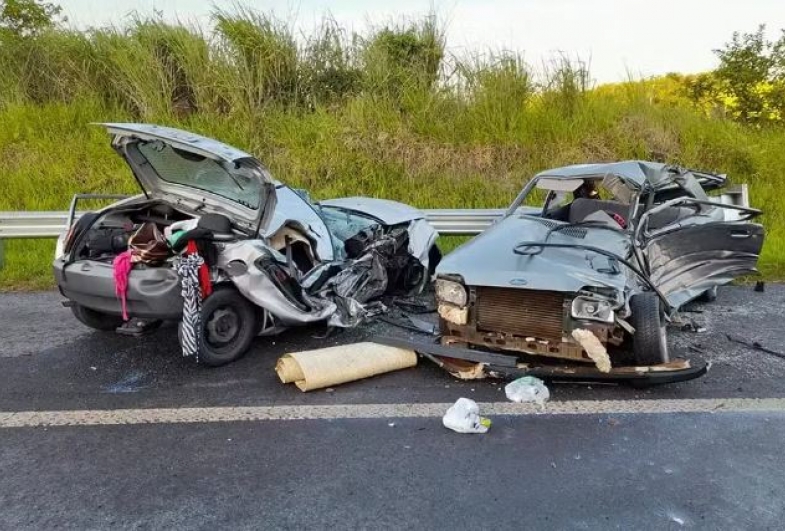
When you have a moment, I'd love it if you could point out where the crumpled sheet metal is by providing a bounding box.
[221,227,421,329]
[219,241,337,327]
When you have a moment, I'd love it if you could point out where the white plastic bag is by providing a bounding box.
[442,397,491,434]
[505,376,550,407]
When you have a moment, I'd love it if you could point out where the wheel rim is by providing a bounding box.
[205,306,241,348]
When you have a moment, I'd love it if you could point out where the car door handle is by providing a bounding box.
[730,229,751,239]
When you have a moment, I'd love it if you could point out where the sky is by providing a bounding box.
[58,0,785,83]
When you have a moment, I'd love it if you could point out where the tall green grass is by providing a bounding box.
[1,10,784,289]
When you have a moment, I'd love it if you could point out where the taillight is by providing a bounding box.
[63,226,77,253]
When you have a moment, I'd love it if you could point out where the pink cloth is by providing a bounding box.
[113,250,133,321]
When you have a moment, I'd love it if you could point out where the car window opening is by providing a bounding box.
[137,141,262,210]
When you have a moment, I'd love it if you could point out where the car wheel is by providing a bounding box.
[71,304,125,331]
[629,292,669,366]
[196,287,259,367]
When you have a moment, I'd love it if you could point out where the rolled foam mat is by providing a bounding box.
[275,342,418,392]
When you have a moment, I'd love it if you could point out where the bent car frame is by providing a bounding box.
[54,124,438,366]
[434,161,764,375]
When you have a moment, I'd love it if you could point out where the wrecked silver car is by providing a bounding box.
[434,161,763,373]
[53,124,438,366]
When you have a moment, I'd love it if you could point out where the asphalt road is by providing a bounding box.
[2,285,785,529]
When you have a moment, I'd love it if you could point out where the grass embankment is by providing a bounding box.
[0,12,783,289]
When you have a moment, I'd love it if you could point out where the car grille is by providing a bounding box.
[475,287,565,340]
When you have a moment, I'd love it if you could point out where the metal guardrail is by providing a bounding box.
[0,208,507,239]
[0,185,751,239]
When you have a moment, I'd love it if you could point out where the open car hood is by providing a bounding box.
[101,123,276,235]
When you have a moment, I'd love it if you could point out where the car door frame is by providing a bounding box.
[635,195,764,308]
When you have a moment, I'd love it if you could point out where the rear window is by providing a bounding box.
[138,141,264,209]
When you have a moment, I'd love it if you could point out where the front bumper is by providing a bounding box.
[54,259,183,319]
[438,286,621,363]
[375,336,708,387]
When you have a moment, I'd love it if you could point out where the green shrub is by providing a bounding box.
[0,11,784,288]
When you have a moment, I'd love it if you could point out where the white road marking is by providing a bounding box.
[1,398,785,428]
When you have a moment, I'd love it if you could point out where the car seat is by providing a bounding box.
[568,198,630,224]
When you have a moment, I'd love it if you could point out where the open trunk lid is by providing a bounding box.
[101,123,276,235]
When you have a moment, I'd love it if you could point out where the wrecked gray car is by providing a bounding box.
[53,124,438,366]
[434,161,763,374]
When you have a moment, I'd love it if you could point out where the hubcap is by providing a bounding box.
[205,307,240,346]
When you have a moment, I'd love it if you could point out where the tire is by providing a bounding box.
[193,287,259,367]
[71,304,124,331]
[629,292,669,366]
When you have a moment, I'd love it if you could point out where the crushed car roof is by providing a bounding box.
[534,160,722,189]
[99,123,256,163]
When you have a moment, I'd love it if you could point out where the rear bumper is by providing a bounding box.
[53,258,183,319]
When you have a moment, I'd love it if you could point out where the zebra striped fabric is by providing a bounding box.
[176,252,205,361]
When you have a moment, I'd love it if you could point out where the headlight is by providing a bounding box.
[435,279,468,307]
[571,296,614,323]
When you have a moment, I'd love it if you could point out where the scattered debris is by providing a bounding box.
[393,299,436,314]
[436,358,487,380]
[726,334,785,361]
[115,318,160,337]
[505,376,550,407]
[276,342,417,392]
[442,398,491,434]
[405,316,438,335]
[571,329,612,373]
[668,513,686,526]
[379,314,436,335]
[375,336,517,367]
[437,303,468,326]
[673,314,707,333]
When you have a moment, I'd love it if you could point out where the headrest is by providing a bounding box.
[197,213,232,234]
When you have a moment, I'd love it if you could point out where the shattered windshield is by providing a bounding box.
[138,141,264,209]
[318,206,380,258]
